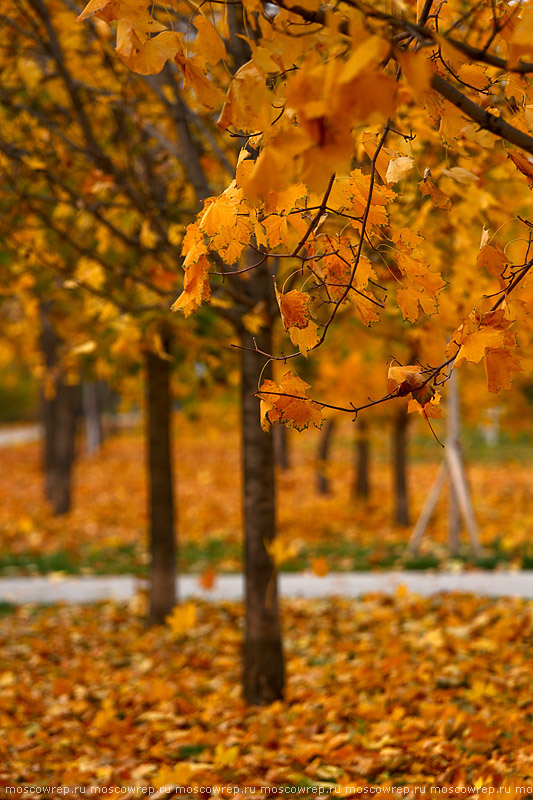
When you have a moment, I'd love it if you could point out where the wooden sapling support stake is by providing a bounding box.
[408,369,482,557]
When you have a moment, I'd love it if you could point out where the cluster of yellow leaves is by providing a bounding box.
[392,228,445,323]
[172,166,398,341]
[1,593,532,787]
[274,282,319,356]
[74,0,533,407]
[78,0,226,106]
[449,309,522,394]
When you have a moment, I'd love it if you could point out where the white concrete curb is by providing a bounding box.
[0,571,531,604]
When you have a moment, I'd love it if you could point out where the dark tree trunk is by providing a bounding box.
[316,418,336,495]
[353,419,370,500]
[50,382,78,514]
[241,275,284,705]
[83,382,104,455]
[273,422,290,471]
[393,404,410,527]
[146,334,176,625]
[39,304,78,516]
[42,393,56,504]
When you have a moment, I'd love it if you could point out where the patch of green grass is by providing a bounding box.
[178,538,241,570]
[521,553,533,570]
[0,550,78,575]
[0,544,143,576]
[0,535,531,576]
[0,601,16,616]
[176,744,206,759]
[402,554,441,570]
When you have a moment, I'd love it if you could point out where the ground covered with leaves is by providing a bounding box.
[0,592,532,792]
[1,414,533,576]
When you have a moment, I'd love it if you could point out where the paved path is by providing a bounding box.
[0,413,142,448]
[0,424,41,447]
[0,571,531,604]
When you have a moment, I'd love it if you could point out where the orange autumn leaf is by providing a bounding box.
[477,245,508,280]
[484,348,523,393]
[274,282,310,331]
[311,556,329,577]
[198,567,217,591]
[387,364,435,406]
[193,16,227,68]
[171,254,210,317]
[508,152,533,187]
[129,31,182,75]
[259,371,324,432]
[288,320,320,357]
[419,177,452,210]
[450,310,515,367]
[408,393,442,418]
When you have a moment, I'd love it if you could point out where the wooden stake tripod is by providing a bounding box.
[408,370,482,557]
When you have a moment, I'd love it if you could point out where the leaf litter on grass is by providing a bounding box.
[0,592,532,791]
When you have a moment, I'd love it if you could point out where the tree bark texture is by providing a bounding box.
[316,418,336,495]
[273,422,290,471]
[241,267,284,705]
[39,304,78,516]
[146,335,176,625]
[353,419,370,500]
[393,404,410,527]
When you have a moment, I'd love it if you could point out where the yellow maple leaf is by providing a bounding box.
[484,348,522,394]
[214,743,239,766]
[351,292,381,326]
[397,285,421,322]
[289,321,320,357]
[130,31,182,75]
[396,51,431,96]
[166,603,197,639]
[259,371,324,431]
[217,61,273,133]
[193,16,226,68]
[275,282,310,331]
[455,329,507,365]
[266,537,300,567]
[175,52,226,109]
[451,310,517,373]
[477,245,508,279]
[172,255,210,317]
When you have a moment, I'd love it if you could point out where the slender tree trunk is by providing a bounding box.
[50,382,78,515]
[83,382,104,455]
[241,302,284,705]
[42,394,56,503]
[353,419,370,499]
[316,418,336,495]
[393,404,410,527]
[273,422,290,471]
[40,305,57,503]
[39,303,78,516]
[146,334,176,625]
